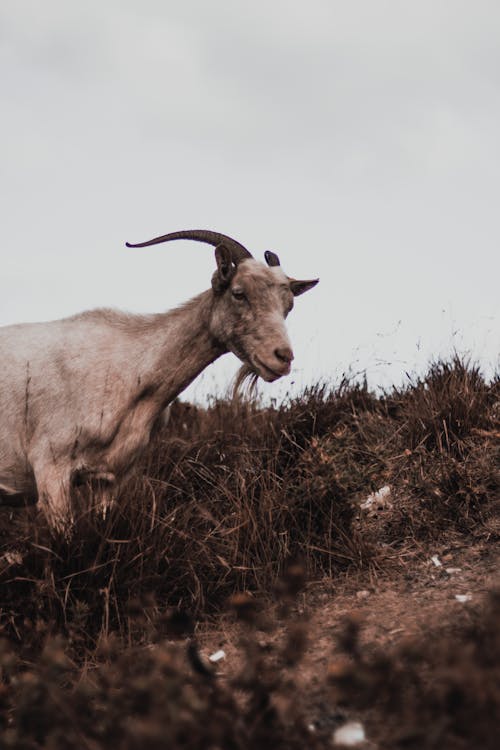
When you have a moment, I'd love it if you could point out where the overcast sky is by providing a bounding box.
[1,1,498,401]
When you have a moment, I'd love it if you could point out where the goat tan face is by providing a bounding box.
[211,259,316,382]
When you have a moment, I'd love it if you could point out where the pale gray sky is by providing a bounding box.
[1,1,499,400]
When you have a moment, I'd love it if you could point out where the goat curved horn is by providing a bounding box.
[264,250,281,267]
[126,229,253,264]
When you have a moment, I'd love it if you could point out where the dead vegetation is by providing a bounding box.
[329,589,500,749]
[0,357,498,748]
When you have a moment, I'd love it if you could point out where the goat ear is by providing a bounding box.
[212,244,235,292]
[289,278,319,297]
[264,250,281,267]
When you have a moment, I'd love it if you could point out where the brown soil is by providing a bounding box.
[200,521,499,742]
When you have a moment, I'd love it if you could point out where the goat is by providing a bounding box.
[0,229,318,529]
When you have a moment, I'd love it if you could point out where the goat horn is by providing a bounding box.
[126,229,253,264]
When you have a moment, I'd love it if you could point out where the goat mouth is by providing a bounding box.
[253,357,289,382]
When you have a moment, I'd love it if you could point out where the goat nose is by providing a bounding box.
[274,346,294,364]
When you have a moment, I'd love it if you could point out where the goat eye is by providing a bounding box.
[231,288,246,301]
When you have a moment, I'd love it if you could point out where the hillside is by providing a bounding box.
[0,357,498,749]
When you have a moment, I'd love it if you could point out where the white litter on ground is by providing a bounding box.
[360,485,392,512]
[208,649,226,663]
[333,721,366,746]
[455,594,472,603]
[431,554,442,567]
[356,590,370,600]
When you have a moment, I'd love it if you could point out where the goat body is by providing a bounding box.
[0,230,318,528]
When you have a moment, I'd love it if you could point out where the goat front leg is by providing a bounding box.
[34,464,73,534]
[90,472,117,519]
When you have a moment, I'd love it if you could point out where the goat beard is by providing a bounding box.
[232,363,259,399]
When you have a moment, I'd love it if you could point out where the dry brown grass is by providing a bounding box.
[0,357,498,748]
